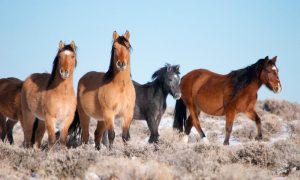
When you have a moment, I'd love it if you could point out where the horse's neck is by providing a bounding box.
[153,80,168,100]
[243,79,262,96]
[50,74,74,92]
[112,67,131,84]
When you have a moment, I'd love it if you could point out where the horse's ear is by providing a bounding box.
[174,65,180,72]
[265,56,269,60]
[59,41,65,50]
[271,56,277,64]
[167,65,172,72]
[113,31,119,41]
[124,30,130,41]
[70,41,76,51]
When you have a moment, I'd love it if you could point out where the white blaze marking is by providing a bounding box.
[64,50,72,55]
[272,66,277,71]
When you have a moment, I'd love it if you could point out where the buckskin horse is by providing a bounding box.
[21,41,78,148]
[173,56,281,145]
[77,31,135,150]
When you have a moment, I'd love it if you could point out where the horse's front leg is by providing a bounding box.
[45,115,57,148]
[147,113,162,143]
[122,111,134,144]
[60,113,75,148]
[104,113,115,150]
[246,110,262,140]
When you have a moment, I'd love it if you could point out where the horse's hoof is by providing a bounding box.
[223,141,229,146]
[255,135,263,141]
[95,144,101,151]
[148,137,159,144]
[202,137,210,145]
[181,135,189,143]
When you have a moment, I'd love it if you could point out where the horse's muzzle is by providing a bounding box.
[60,69,70,79]
[174,92,182,100]
[116,61,127,71]
[274,83,282,94]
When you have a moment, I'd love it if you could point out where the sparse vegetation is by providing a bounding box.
[0,99,299,179]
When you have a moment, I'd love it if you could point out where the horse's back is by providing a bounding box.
[0,77,23,120]
[181,69,229,115]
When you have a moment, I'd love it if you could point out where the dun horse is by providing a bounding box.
[133,64,181,143]
[173,56,281,145]
[77,31,135,150]
[0,78,44,145]
[21,41,78,148]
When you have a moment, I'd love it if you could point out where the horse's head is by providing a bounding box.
[112,31,131,71]
[152,64,181,99]
[260,56,282,93]
[57,41,77,80]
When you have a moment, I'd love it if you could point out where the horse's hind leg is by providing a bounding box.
[184,116,193,135]
[34,119,46,148]
[78,105,90,144]
[246,110,262,140]
[223,110,236,145]
[94,121,106,150]
[6,119,18,144]
[0,114,6,142]
[187,105,206,138]
[21,112,36,148]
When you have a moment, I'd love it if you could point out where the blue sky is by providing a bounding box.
[0,1,299,106]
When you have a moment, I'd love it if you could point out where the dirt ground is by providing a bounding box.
[0,99,299,180]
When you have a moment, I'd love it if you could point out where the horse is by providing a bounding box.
[77,31,135,150]
[0,77,23,144]
[173,56,281,145]
[0,77,45,145]
[21,41,78,148]
[133,64,181,143]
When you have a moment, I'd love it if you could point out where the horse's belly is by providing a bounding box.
[80,91,103,120]
[196,95,224,116]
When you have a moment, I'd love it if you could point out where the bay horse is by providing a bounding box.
[0,77,44,145]
[133,64,181,143]
[77,31,135,150]
[0,78,23,144]
[173,56,281,145]
[21,41,78,148]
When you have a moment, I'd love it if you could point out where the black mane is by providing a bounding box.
[103,36,132,82]
[47,44,77,88]
[228,58,265,101]
[151,63,180,81]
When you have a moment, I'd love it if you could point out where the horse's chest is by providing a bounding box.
[44,95,75,120]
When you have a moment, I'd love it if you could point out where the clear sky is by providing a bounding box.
[0,1,299,106]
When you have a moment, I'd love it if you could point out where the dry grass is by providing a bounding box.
[0,99,299,179]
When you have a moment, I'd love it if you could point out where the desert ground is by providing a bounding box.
[0,99,299,180]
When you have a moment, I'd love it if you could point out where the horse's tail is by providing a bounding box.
[173,98,187,132]
[31,118,39,145]
[68,109,81,138]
